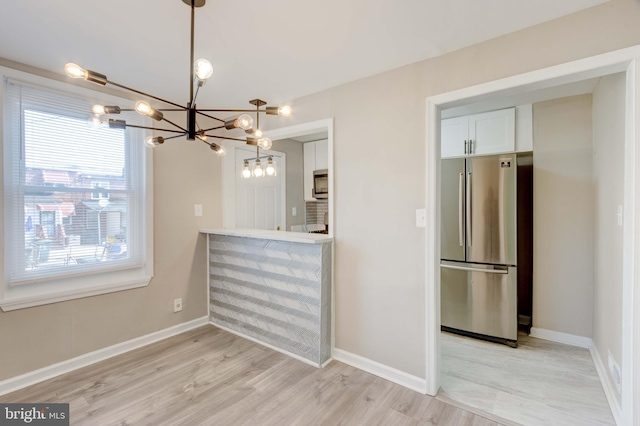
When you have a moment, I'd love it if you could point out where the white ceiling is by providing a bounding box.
[0,0,608,110]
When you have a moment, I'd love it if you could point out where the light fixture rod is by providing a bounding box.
[195,110,225,123]
[189,0,195,105]
[162,117,188,132]
[200,125,226,132]
[201,134,248,142]
[108,80,185,109]
[163,133,189,141]
[243,155,273,161]
[196,109,269,113]
[191,83,200,108]
[116,123,187,134]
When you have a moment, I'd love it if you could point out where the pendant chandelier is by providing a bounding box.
[63,0,291,162]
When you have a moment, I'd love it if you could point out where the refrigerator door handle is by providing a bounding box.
[440,264,508,274]
[466,172,472,247]
[458,172,464,246]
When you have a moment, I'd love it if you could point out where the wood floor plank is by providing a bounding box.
[4,325,502,426]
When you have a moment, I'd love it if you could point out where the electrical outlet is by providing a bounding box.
[194,204,203,217]
[174,298,183,313]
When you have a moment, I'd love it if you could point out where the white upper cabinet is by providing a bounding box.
[315,139,328,170]
[441,116,469,158]
[441,108,515,158]
[303,139,328,202]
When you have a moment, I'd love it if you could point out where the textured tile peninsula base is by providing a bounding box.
[202,229,332,366]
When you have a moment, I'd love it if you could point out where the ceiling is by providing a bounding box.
[0,0,608,110]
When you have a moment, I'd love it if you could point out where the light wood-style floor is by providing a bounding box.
[440,331,615,426]
[3,326,502,426]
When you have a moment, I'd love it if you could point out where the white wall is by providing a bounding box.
[592,72,625,405]
[532,95,595,338]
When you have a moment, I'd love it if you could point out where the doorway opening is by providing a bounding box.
[425,47,640,426]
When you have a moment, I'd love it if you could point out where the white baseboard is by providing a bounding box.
[529,327,592,348]
[209,321,324,368]
[332,348,427,394]
[0,316,209,397]
[590,344,622,425]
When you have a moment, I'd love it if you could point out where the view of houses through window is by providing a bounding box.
[22,109,129,272]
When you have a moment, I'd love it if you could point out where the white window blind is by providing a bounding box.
[3,77,148,286]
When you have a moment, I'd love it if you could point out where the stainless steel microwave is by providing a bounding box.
[312,169,328,199]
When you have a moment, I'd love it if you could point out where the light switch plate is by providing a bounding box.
[194,204,203,217]
[416,209,426,228]
[292,207,297,217]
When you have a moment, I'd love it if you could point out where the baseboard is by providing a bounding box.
[332,348,427,394]
[529,327,592,348]
[209,321,323,368]
[590,344,622,425]
[0,316,209,397]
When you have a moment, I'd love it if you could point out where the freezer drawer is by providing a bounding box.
[441,261,517,342]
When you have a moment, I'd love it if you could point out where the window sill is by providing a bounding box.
[0,271,152,311]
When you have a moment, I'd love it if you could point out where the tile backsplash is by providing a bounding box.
[306,201,328,225]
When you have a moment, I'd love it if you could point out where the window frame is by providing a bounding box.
[0,66,154,311]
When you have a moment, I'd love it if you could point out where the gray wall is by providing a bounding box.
[271,138,305,229]
[592,72,625,405]
[262,0,640,378]
[2,0,640,383]
[532,95,595,338]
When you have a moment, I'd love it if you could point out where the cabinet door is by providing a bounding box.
[315,139,328,170]
[441,116,468,159]
[468,108,515,156]
[303,142,316,202]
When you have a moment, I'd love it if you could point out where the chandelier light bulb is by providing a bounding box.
[258,137,272,150]
[64,63,86,79]
[211,144,226,156]
[92,105,106,115]
[278,105,292,116]
[194,58,214,80]
[242,160,251,178]
[145,136,164,148]
[254,159,264,177]
[266,157,275,176]
[237,114,253,130]
[135,101,152,116]
[254,129,263,138]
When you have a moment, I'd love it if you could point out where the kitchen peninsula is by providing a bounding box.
[200,229,333,366]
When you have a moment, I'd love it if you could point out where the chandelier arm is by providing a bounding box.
[107,80,186,110]
[161,117,188,132]
[119,123,187,134]
[163,133,189,141]
[156,108,190,112]
[200,125,226,132]
[191,83,200,109]
[196,109,268,113]
[195,110,225,123]
[202,134,248,142]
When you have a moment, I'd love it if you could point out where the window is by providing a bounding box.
[1,68,153,311]
[91,181,110,200]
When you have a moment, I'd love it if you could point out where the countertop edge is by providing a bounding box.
[200,228,333,244]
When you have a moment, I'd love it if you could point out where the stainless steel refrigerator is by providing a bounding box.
[441,154,518,346]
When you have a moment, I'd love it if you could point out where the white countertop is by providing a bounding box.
[200,228,333,244]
